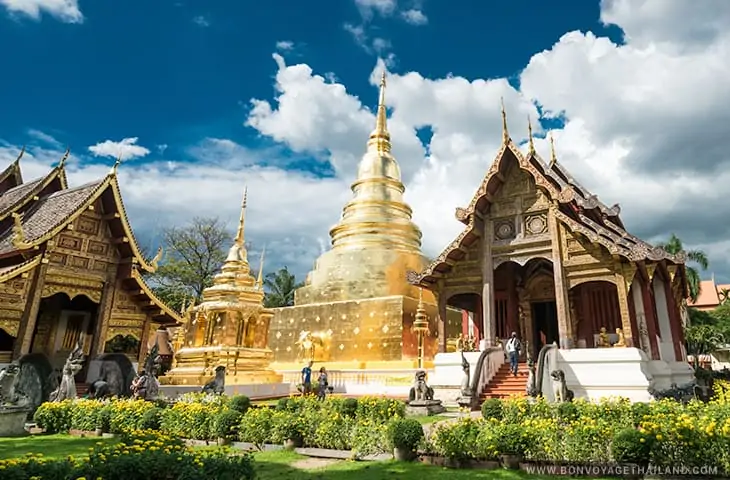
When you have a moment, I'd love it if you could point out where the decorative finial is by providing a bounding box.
[150,246,164,272]
[180,297,188,317]
[256,246,266,290]
[110,153,122,175]
[235,187,247,246]
[14,145,26,165]
[527,115,535,155]
[367,70,391,153]
[549,132,557,167]
[501,97,509,143]
[11,212,31,250]
[59,147,70,168]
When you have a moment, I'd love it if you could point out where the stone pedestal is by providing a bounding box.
[405,399,445,416]
[0,407,30,437]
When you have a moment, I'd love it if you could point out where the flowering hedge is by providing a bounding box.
[430,395,730,474]
[0,430,254,480]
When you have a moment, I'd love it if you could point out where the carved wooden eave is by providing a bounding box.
[0,149,25,191]
[107,175,159,273]
[0,163,67,222]
[0,255,41,283]
[127,267,183,324]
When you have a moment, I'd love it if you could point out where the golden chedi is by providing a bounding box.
[161,191,282,388]
[269,73,457,369]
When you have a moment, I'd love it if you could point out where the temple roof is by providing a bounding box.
[410,113,686,286]
[0,148,24,194]
[0,153,181,324]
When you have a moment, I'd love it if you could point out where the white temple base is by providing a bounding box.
[276,369,417,398]
[429,352,483,406]
[159,383,290,400]
[553,348,694,403]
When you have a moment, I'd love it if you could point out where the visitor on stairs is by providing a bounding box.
[506,332,522,377]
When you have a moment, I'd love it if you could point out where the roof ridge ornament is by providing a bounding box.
[110,153,123,176]
[549,132,557,167]
[149,246,164,273]
[256,245,266,290]
[501,97,509,144]
[58,147,70,168]
[527,115,535,156]
[11,212,32,250]
[14,146,26,165]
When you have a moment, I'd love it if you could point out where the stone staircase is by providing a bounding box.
[480,362,528,400]
[76,383,89,397]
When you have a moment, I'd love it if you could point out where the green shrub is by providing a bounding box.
[272,410,307,442]
[69,399,105,431]
[276,397,290,411]
[140,406,163,430]
[555,402,578,422]
[612,428,652,466]
[432,417,482,461]
[160,401,220,440]
[228,395,251,414]
[387,418,424,451]
[213,409,242,440]
[630,402,650,426]
[495,423,527,456]
[481,398,502,420]
[98,405,112,432]
[33,401,72,433]
[355,396,405,423]
[340,397,358,417]
[238,406,276,447]
[107,399,160,434]
[312,416,354,450]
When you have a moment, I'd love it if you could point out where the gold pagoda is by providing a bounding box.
[161,190,282,387]
[269,73,461,370]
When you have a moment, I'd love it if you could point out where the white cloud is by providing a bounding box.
[355,0,396,18]
[276,41,295,51]
[27,129,63,148]
[192,15,210,27]
[401,8,427,25]
[88,138,151,161]
[1,0,83,23]
[5,0,730,283]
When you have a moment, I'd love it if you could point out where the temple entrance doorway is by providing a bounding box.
[446,292,483,349]
[30,293,99,376]
[531,301,559,352]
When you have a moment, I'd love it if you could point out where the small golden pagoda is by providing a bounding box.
[269,73,461,370]
[161,190,282,386]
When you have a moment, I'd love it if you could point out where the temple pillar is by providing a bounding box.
[13,259,49,358]
[640,274,661,359]
[90,271,118,357]
[437,292,447,353]
[662,275,685,361]
[548,206,573,349]
[614,263,635,348]
[481,219,496,346]
[651,274,675,362]
[631,278,658,359]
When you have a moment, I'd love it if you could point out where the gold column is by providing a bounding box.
[90,273,118,356]
[615,263,636,348]
[437,292,447,353]
[481,218,495,345]
[13,259,49,358]
[548,205,573,348]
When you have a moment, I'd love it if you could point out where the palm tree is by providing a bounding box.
[657,234,709,303]
[264,267,304,308]
[684,324,725,368]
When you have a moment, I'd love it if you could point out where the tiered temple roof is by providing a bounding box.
[0,151,181,324]
[410,108,687,287]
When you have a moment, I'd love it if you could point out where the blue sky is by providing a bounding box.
[1,0,729,285]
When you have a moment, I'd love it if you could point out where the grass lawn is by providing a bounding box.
[0,434,117,460]
[253,450,559,480]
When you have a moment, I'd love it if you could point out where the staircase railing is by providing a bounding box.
[535,342,558,399]
[469,346,505,408]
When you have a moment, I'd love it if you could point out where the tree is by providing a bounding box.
[685,324,725,368]
[147,217,231,311]
[657,233,709,303]
[264,267,304,308]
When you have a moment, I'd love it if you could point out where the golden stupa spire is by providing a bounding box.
[367,70,391,154]
[527,116,535,155]
[256,246,266,290]
[501,97,509,143]
[235,187,247,246]
[549,132,557,167]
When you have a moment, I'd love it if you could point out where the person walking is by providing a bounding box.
[316,367,329,400]
[301,360,313,395]
[506,332,522,376]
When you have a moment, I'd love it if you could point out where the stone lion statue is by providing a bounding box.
[408,369,434,402]
[202,366,226,395]
[550,369,574,403]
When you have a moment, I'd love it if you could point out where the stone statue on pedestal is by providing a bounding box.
[202,366,226,395]
[406,370,445,416]
[525,360,538,397]
[49,342,85,402]
[409,370,434,401]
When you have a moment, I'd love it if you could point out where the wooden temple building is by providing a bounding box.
[408,109,689,364]
[0,149,181,374]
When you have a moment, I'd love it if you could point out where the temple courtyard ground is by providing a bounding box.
[0,435,578,479]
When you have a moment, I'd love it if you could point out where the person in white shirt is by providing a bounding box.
[505,332,522,376]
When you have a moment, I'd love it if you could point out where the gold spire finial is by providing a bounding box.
[110,153,122,175]
[527,115,535,155]
[501,97,509,143]
[256,246,266,290]
[549,132,558,167]
[14,146,26,165]
[367,70,391,153]
[235,187,247,246]
[59,147,70,167]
